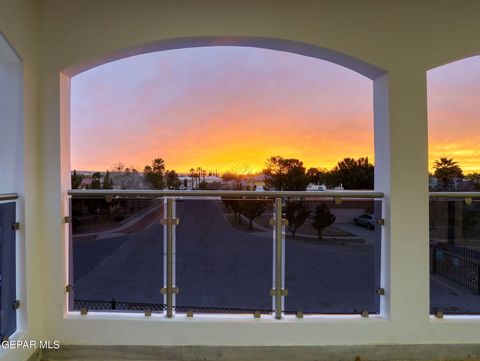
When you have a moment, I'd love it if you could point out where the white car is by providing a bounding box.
[354,214,376,229]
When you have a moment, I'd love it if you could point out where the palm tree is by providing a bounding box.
[434,157,458,170]
[189,168,195,189]
[196,167,203,188]
[152,158,165,173]
[433,158,463,190]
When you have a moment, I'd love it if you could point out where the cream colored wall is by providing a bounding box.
[33,0,480,347]
[0,0,42,360]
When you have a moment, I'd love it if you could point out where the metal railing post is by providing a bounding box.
[160,197,179,318]
[270,197,288,319]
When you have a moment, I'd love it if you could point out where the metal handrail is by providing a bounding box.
[68,189,384,198]
[67,190,480,199]
[0,193,18,201]
[430,192,480,198]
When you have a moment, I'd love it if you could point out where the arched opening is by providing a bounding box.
[428,55,480,315]
[0,32,23,194]
[0,31,23,339]
[62,37,389,317]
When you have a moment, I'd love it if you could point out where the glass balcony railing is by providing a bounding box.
[0,193,18,340]
[175,197,274,315]
[69,195,164,313]
[284,198,382,315]
[68,189,384,318]
[430,192,480,316]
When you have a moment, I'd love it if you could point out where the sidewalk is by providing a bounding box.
[74,203,163,240]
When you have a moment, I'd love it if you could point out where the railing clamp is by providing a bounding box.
[435,311,444,319]
[296,311,304,319]
[160,287,179,295]
[465,198,473,206]
[64,216,71,223]
[12,300,20,309]
[65,284,74,293]
[269,288,288,297]
[160,218,180,226]
[80,307,88,315]
[334,197,342,205]
[253,311,262,318]
[269,218,288,226]
[186,310,194,318]
[376,218,385,226]
[12,222,20,231]
[144,308,152,317]
[376,287,385,296]
[361,310,369,318]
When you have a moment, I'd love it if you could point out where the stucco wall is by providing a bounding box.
[4,0,480,352]
[0,1,42,360]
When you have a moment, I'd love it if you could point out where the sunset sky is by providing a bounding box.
[71,47,480,174]
[427,56,480,173]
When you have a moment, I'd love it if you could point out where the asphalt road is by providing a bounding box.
[72,199,480,314]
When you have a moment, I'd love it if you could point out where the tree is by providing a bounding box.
[467,172,480,190]
[102,170,114,189]
[165,170,181,189]
[110,162,145,189]
[263,156,310,191]
[306,167,327,185]
[311,204,336,239]
[240,200,266,229]
[433,158,463,190]
[328,157,374,189]
[285,202,311,237]
[90,172,102,189]
[71,170,84,189]
[223,198,242,220]
[193,167,206,187]
[144,158,166,189]
[221,171,243,189]
[85,173,103,220]
[189,168,195,189]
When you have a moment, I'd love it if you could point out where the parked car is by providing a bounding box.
[354,214,376,229]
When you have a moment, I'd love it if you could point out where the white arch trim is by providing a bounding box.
[63,36,386,80]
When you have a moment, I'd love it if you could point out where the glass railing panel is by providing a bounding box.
[175,197,273,314]
[0,200,17,338]
[430,198,480,314]
[284,198,382,315]
[70,196,164,313]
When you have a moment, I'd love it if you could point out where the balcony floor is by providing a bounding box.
[40,344,480,361]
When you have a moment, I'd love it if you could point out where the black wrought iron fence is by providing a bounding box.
[74,299,273,314]
[430,243,480,293]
